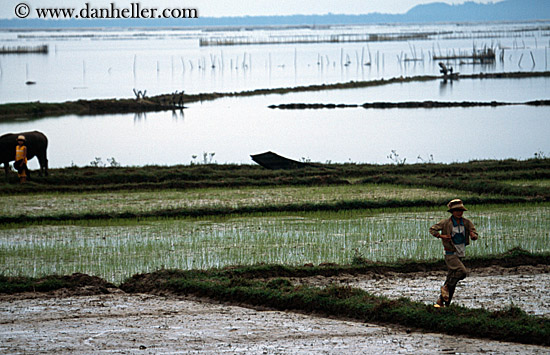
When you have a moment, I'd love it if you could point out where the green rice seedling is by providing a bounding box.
[1,203,549,284]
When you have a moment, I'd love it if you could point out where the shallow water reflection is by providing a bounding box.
[1,88,548,168]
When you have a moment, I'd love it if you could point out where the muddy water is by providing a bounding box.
[1,293,549,354]
[1,266,549,354]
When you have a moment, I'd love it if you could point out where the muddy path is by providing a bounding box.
[1,265,549,354]
[1,293,549,354]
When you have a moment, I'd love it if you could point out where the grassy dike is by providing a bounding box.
[3,157,550,194]
[1,248,549,346]
[1,71,550,120]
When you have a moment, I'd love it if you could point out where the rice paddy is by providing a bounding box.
[1,159,549,284]
[1,203,548,284]
[0,183,484,220]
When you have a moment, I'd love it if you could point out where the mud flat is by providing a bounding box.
[1,293,549,354]
[1,265,549,354]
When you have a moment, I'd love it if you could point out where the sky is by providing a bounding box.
[1,0,500,19]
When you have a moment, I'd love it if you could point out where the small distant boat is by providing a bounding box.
[251,151,311,170]
[438,62,459,80]
[25,81,36,85]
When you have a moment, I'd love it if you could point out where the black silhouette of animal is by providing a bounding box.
[0,131,49,178]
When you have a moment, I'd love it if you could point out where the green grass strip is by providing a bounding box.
[2,159,550,202]
[120,269,549,346]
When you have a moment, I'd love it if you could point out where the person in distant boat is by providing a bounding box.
[429,199,479,308]
[14,135,29,183]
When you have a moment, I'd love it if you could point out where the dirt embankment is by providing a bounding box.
[269,100,550,110]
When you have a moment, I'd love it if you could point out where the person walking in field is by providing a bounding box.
[429,199,479,308]
[14,135,29,183]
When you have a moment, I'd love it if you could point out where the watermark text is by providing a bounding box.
[15,3,198,20]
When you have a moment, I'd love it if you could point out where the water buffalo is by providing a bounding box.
[0,131,49,178]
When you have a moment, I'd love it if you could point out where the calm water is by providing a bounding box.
[1,22,549,167]
[1,22,549,103]
[2,89,549,168]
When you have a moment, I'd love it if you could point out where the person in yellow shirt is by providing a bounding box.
[14,135,29,183]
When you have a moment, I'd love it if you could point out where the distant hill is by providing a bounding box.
[1,0,548,28]
[405,0,548,22]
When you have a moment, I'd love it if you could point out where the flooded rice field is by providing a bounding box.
[1,265,549,354]
[2,205,549,284]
